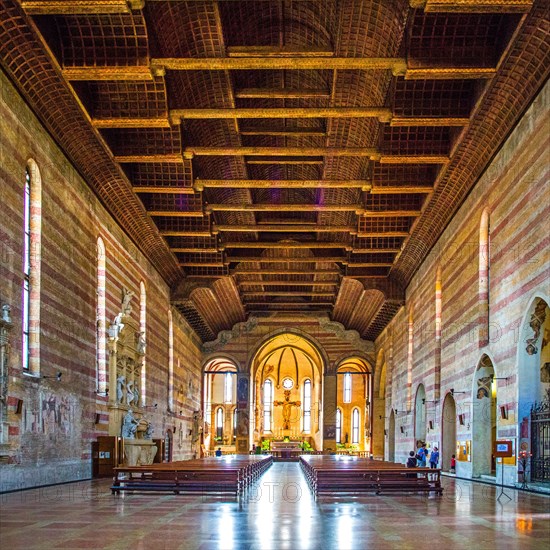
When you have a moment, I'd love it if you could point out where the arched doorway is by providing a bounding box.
[441,392,457,472]
[336,357,372,453]
[203,357,239,453]
[472,355,496,477]
[388,410,396,462]
[414,384,427,447]
[250,333,324,451]
[517,296,550,481]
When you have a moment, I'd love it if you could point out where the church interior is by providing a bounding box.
[0,1,549,548]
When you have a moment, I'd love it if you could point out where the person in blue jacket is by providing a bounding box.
[429,447,440,469]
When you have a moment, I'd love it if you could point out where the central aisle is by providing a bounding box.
[1,462,548,550]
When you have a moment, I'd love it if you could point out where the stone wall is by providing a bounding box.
[0,69,202,491]
[375,81,550,484]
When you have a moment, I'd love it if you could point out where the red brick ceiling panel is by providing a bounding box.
[365,194,426,212]
[174,300,216,342]
[0,1,181,285]
[211,277,246,327]
[219,0,338,49]
[392,4,550,287]
[381,126,452,155]
[332,278,364,327]
[372,164,438,186]
[348,289,386,336]
[393,79,477,118]
[78,80,168,119]
[364,300,404,341]
[190,287,232,336]
[320,0,409,229]
[352,236,405,251]
[407,12,518,67]
[49,13,148,67]
[126,162,193,192]
[100,127,181,156]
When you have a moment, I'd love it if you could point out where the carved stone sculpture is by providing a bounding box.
[121,409,138,438]
[116,375,125,404]
[1,304,11,323]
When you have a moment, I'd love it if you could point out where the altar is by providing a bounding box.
[271,441,302,461]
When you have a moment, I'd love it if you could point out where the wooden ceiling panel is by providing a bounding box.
[2,0,545,341]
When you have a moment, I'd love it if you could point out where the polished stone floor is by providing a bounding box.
[1,463,549,550]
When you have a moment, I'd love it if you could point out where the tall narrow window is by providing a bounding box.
[336,408,342,444]
[352,408,360,444]
[96,238,107,394]
[23,162,42,375]
[233,409,238,438]
[479,209,490,347]
[216,407,224,439]
[139,281,146,404]
[22,170,30,371]
[224,373,233,404]
[168,309,174,411]
[303,379,311,433]
[263,380,273,432]
[343,372,352,403]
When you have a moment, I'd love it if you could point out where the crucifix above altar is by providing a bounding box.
[273,390,301,430]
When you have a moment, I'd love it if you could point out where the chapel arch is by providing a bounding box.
[203,357,239,451]
[250,332,325,451]
[471,354,497,477]
[441,391,457,472]
[516,294,550,480]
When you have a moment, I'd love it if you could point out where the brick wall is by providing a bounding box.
[0,69,202,491]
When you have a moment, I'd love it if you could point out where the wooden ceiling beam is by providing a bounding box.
[242,291,335,297]
[226,46,335,58]
[179,262,225,268]
[133,186,195,195]
[184,146,379,158]
[93,117,170,128]
[246,159,324,165]
[244,302,334,313]
[194,179,371,191]
[370,185,433,194]
[228,257,347,263]
[390,116,470,127]
[160,231,212,237]
[379,155,449,164]
[171,107,391,122]
[404,67,496,80]
[115,154,183,163]
[347,263,394,268]
[151,57,407,73]
[232,269,340,275]
[63,66,153,81]
[235,88,330,99]
[21,0,136,15]
[239,128,326,137]
[410,0,532,13]
[357,231,409,238]
[148,211,204,217]
[220,242,351,249]
[362,210,421,217]
[171,248,219,254]
[214,224,354,233]
[206,204,362,212]
[351,248,401,253]
[239,281,339,287]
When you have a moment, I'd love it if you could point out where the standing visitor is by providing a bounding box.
[429,447,439,469]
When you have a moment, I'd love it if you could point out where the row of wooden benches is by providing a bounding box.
[111,455,273,496]
[300,456,443,496]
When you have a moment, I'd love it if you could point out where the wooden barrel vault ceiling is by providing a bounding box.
[1,1,548,342]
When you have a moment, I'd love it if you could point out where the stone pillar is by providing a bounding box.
[372,397,385,458]
[236,375,250,454]
[323,374,337,452]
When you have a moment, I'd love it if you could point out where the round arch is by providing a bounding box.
[441,391,457,473]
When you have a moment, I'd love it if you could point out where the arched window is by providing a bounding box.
[216,407,224,439]
[303,379,311,433]
[263,379,273,432]
[343,372,352,403]
[352,408,360,444]
[233,409,238,438]
[479,209,490,347]
[139,281,146,404]
[96,238,107,394]
[434,266,442,399]
[168,309,174,411]
[23,162,42,375]
[336,408,342,444]
[224,373,233,403]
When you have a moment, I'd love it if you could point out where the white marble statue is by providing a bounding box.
[116,375,126,403]
[121,409,138,438]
